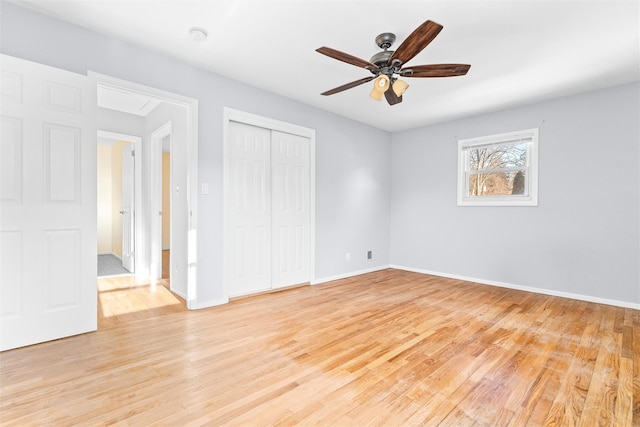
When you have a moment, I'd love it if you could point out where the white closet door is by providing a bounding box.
[0,54,97,351]
[271,131,310,289]
[226,121,272,296]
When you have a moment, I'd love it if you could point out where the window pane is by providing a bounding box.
[468,170,527,196]
[468,142,527,172]
[458,128,538,206]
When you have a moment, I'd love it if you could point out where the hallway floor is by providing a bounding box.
[97,250,184,329]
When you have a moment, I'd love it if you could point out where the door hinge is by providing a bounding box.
[131,150,135,157]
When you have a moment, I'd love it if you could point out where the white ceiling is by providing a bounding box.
[11,0,640,132]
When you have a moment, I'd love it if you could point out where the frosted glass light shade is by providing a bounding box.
[374,75,390,91]
[392,79,409,97]
[370,87,384,101]
[369,75,390,101]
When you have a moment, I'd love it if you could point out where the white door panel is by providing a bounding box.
[271,131,310,289]
[226,121,271,296]
[121,143,134,272]
[0,54,96,351]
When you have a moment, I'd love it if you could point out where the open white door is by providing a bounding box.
[0,54,97,351]
[121,143,135,272]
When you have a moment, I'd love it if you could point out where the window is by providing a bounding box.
[457,128,538,206]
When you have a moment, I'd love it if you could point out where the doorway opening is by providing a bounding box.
[95,128,179,327]
[161,134,171,281]
[96,130,142,278]
[93,72,198,325]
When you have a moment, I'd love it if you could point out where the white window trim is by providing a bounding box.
[457,128,539,206]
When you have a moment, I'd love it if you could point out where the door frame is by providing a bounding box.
[222,107,316,300]
[97,130,143,276]
[92,72,199,309]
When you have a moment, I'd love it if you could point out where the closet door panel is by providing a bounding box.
[226,121,272,296]
[271,131,310,289]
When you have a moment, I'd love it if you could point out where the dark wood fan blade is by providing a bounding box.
[401,64,471,77]
[389,20,443,66]
[384,88,402,105]
[321,76,376,96]
[316,47,379,70]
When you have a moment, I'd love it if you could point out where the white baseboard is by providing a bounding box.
[188,265,639,310]
[390,264,640,310]
[171,288,187,300]
[311,265,391,285]
[188,297,229,310]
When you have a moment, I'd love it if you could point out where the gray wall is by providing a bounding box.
[390,83,640,305]
[0,3,392,304]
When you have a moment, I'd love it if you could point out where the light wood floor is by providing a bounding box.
[162,249,170,279]
[1,269,638,425]
[97,250,183,329]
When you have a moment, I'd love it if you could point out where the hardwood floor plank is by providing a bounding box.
[0,269,637,426]
[632,308,640,425]
[616,356,634,427]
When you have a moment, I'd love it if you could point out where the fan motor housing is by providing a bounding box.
[371,32,401,74]
[370,50,394,68]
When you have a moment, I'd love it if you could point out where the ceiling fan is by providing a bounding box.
[316,20,470,105]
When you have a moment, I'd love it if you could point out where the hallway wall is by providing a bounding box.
[96,140,129,258]
[97,144,112,254]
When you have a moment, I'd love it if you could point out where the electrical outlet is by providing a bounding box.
[367,250,373,260]
[346,253,351,261]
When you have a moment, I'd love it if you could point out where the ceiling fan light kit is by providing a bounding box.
[392,79,409,97]
[369,75,390,100]
[369,88,384,101]
[316,20,471,105]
